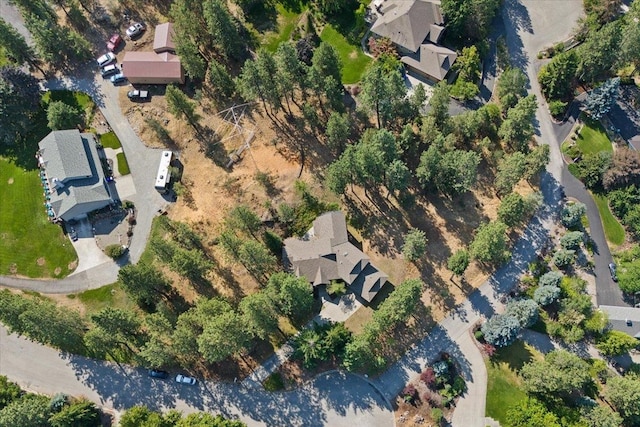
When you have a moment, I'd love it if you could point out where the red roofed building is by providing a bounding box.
[122,23,184,85]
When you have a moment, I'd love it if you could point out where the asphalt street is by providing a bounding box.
[0,326,393,427]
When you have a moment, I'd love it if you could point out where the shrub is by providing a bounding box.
[421,390,443,407]
[433,361,449,378]
[431,408,443,424]
[474,330,484,341]
[420,367,436,388]
[534,285,561,306]
[560,231,584,249]
[263,372,285,391]
[105,244,125,259]
[505,299,539,328]
[327,280,347,297]
[597,330,639,356]
[481,314,521,347]
[561,202,586,228]
[538,271,563,287]
[553,249,576,268]
[549,100,568,117]
[402,384,417,403]
[482,343,497,356]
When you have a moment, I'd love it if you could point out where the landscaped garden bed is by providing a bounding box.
[394,354,466,426]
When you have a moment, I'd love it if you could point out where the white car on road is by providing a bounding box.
[175,374,197,385]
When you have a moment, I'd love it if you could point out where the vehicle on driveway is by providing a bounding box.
[107,34,123,52]
[70,228,78,241]
[126,22,145,38]
[148,369,169,379]
[101,64,119,78]
[127,90,149,101]
[175,374,197,385]
[110,73,127,84]
[96,52,116,67]
[609,263,618,282]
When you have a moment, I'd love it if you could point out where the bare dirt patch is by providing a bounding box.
[7,178,13,184]
[68,260,78,271]
[8,264,17,274]
[53,267,62,276]
[36,257,46,266]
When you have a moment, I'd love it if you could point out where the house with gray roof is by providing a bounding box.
[283,211,388,302]
[38,130,113,221]
[369,0,457,82]
[599,305,640,339]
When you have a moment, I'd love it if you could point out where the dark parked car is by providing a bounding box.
[609,263,618,282]
[70,228,78,241]
[148,369,169,379]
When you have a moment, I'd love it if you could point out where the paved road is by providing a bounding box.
[0,0,33,46]
[0,326,393,427]
[502,0,625,307]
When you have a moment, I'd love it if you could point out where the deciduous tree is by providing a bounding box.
[606,374,640,424]
[521,349,591,396]
[402,229,427,262]
[469,221,510,265]
[448,249,470,277]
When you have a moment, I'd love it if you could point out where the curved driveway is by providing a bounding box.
[0,73,168,293]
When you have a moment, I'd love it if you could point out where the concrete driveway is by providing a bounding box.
[67,218,111,275]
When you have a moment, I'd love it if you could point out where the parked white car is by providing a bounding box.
[175,374,197,385]
[126,22,145,38]
[96,52,116,67]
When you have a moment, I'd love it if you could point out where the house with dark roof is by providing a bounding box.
[369,0,457,82]
[599,305,640,339]
[122,22,184,85]
[37,130,113,221]
[283,211,388,302]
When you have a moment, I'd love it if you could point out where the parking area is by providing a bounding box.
[66,218,111,275]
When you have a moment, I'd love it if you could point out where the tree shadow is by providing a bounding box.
[243,0,279,33]
[501,0,531,71]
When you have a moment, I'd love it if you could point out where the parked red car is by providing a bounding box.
[107,34,123,52]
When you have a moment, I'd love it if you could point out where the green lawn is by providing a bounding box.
[576,116,613,155]
[72,283,136,315]
[486,341,542,425]
[593,193,625,246]
[116,152,130,175]
[42,90,95,126]
[320,24,371,84]
[0,157,77,277]
[99,131,122,149]
[262,4,306,53]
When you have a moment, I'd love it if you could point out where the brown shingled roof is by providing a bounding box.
[283,211,388,302]
[121,51,184,83]
[153,22,176,53]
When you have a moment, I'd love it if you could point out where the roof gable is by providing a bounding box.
[371,0,445,52]
[284,211,387,302]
